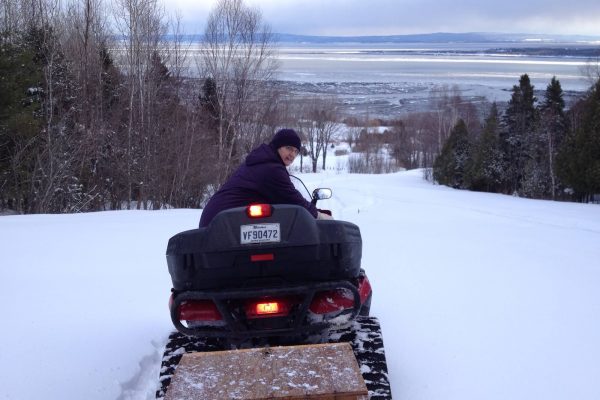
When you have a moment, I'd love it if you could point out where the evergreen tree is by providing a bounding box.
[520,157,551,199]
[468,103,505,192]
[537,76,568,198]
[199,77,223,153]
[433,119,472,188]
[500,74,538,194]
[0,32,44,212]
[556,79,600,201]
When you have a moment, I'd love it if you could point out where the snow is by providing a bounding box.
[1,168,600,400]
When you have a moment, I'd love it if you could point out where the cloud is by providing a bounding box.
[167,0,600,36]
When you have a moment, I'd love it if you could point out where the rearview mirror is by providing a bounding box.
[312,188,332,201]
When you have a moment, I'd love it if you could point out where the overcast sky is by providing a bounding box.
[165,0,600,36]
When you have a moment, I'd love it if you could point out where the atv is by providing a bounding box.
[157,181,391,399]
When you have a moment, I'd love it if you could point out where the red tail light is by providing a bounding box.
[309,288,355,314]
[177,300,222,321]
[358,275,372,304]
[250,253,274,262]
[247,204,272,218]
[245,298,293,318]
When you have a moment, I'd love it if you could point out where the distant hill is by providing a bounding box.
[272,32,600,44]
[163,32,600,46]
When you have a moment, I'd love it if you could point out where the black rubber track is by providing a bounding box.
[156,316,392,399]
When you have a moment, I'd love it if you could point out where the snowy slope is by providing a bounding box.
[1,169,599,400]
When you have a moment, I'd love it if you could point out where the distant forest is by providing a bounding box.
[2,0,600,215]
[431,74,600,202]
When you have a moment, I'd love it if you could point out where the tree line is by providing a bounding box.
[1,0,345,213]
[432,74,600,202]
[1,0,208,212]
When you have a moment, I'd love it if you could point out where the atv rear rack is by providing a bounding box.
[170,279,363,339]
[157,316,392,399]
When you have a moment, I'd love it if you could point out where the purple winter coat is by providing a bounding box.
[199,144,318,227]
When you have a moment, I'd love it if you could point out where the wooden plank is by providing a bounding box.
[165,342,368,400]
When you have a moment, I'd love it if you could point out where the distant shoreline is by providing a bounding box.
[271,32,600,45]
[274,46,600,58]
[267,80,586,121]
[161,31,600,46]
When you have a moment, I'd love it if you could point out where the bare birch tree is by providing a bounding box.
[313,100,340,171]
[1,0,24,39]
[294,97,340,172]
[113,0,167,208]
[201,0,278,183]
[23,0,89,212]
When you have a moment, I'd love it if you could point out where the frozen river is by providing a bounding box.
[270,42,595,117]
[181,41,597,118]
[274,42,591,90]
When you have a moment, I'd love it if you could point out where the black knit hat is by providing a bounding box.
[270,129,301,151]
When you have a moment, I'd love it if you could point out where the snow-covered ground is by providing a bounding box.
[1,168,599,400]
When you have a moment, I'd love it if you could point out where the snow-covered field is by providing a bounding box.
[1,169,599,400]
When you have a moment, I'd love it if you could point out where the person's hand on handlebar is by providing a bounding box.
[317,210,333,220]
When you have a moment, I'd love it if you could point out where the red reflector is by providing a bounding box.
[358,275,372,304]
[251,253,274,262]
[309,289,355,314]
[247,204,272,218]
[177,300,222,321]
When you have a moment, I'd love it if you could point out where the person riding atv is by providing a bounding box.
[199,128,332,228]
[161,138,392,398]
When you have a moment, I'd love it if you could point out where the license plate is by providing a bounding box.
[240,223,281,244]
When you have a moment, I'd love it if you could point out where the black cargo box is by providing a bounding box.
[166,205,362,290]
